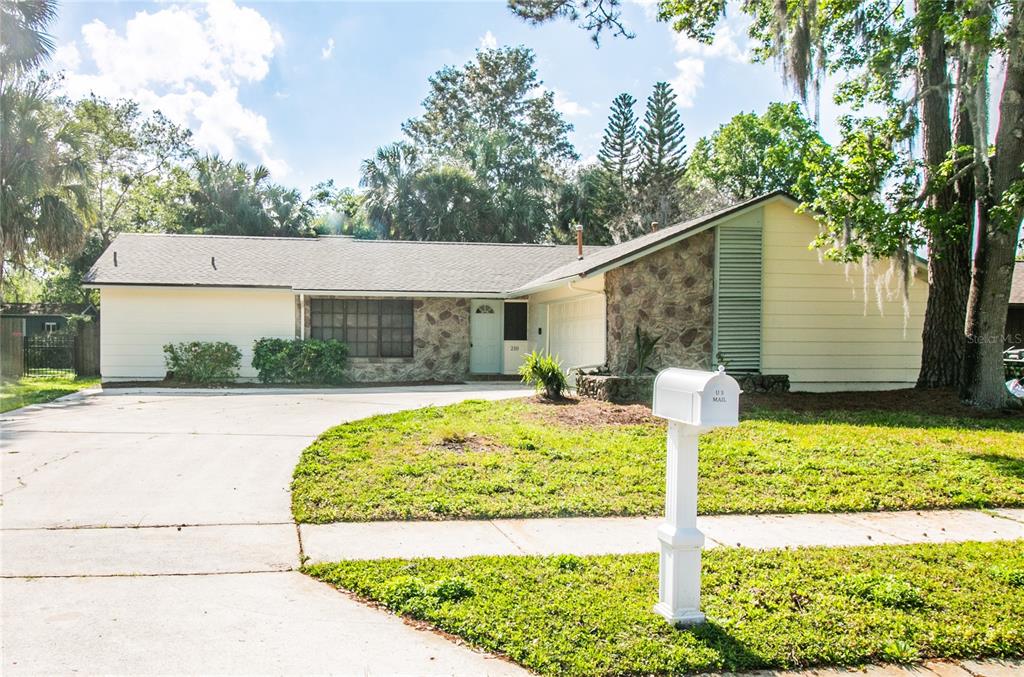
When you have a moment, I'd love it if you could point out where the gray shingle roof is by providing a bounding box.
[1012,262,1024,305]
[86,192,807,296]
[85,233,603,295]
[512,191,797,292]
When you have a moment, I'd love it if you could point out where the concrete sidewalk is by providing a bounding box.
[300,507,1024,562]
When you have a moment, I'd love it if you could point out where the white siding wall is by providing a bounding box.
[760,201,929,391]
[100,286,296,381]
[524,276,606,374]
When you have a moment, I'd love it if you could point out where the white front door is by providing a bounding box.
[470,300,502,373]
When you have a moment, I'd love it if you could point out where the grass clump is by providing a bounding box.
[306,540,1024,676]
[291,397,1024,523]
[0,375,99,413]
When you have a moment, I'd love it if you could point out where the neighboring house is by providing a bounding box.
[1008,262,1023,349]
[85,191,930,391]
[0,303,96,338]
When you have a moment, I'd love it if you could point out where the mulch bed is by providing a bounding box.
[741,387,1022,419]
[527,395,657,427]
[530,388,1022,426]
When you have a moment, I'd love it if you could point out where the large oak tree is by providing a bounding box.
[511,0,1024,408]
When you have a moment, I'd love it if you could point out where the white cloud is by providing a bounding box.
[52,42,81,71]
[671,22,749,63]
[552,88,590,117]
[664,18,750,108]
[669,58,705,108]
[56,0,288,176]
[321,37,335,60]
[528,85,590,117]
[628,0,660,21]
[479,30,497,50]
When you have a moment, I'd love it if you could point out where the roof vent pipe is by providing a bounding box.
[651,221,659,233]
[575,223,583,260]
[113,252,117,267]
[211,256,217,270]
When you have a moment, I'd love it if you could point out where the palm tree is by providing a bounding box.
[1,0,88,291]
[185,155,272,235]
[1,79,89,290]
[408,164,488,241]
[359,142,420,238]
[0,0,57,81]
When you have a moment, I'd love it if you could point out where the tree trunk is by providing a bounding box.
[916,9,971,388]
[961,211,1017,407]
[961,5,1024,408]
[918,242,970,387]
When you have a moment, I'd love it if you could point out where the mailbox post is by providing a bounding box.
[652,366,740,625]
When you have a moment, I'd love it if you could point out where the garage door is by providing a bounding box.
[548,294,606,371]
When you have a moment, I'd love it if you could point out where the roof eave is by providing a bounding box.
[85,282,293,291]
[87,282,515,298]
[293,289,510,298]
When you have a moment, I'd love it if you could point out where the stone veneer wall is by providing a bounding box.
[299,296,470,383]
[576,372,789,405]
[604,230,715,374]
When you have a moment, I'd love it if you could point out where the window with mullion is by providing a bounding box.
[310,298,413,358]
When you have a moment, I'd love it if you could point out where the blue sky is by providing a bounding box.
[50,1,842,192]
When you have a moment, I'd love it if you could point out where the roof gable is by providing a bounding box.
[512,191,799,294]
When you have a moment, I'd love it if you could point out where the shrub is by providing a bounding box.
[633,325,661,375]
[163,341,241,383]
[519,351,568,400]
[251,337,348,384]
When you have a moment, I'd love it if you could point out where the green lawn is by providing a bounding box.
[0,375,99,413]
[291,397,1024,522]
[306,540,1024,675]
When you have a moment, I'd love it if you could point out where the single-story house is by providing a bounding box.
[85,191,930,391]
[1008,262,1023,349]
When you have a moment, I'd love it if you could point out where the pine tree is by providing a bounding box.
[593,93,640,240]
[637,82,686,230]
[597,93,638,190]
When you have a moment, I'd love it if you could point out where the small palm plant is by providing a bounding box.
[633,325,662,374]
[519,351,568,400]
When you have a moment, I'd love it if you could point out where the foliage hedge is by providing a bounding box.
[163,341,241,383]
[252,337,348,384]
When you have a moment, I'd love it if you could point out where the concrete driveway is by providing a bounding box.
[1,384,530,676]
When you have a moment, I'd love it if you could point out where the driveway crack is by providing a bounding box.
[295,522,308,567]
[1,450,79,499]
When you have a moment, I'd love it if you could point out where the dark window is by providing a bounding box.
[504,302,528,341]
[310,299,413,358]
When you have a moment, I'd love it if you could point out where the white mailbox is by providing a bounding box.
[653,366,740,429]
[652,366,741,626]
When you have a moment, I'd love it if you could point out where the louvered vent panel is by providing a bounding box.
[716,225,763,373]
